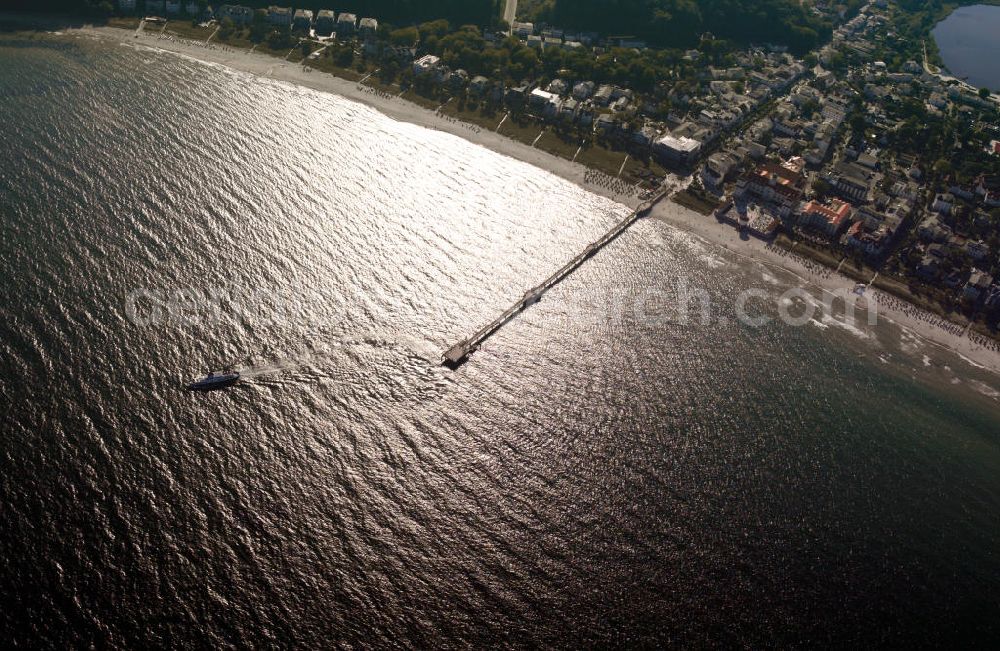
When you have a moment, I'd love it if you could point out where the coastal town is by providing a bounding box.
[100,0,1000,344]
[6,2,1000,644]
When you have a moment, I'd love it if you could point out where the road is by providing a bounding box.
[503,0,517,29]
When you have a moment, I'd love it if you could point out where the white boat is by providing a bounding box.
[187,370,240,391]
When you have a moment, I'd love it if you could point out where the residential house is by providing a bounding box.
[653,134,701,166]
[965,239,991,263]
[917,244,947,279]
[800,199,853,237]
[832,162,872,202]
[949,183,976,201]
[918,214,953,242]
[412,54,441,76]
[985,284,1000,309]
[547,79,568,95]
[931,192,954,215]
[359,17,378,39]
[593,85,614,106]
[512,21,533,38]
[292,9,313,32]
[975,174,1000,207]
[701,152,736,191]
[965,270,994,300]
[267,6,292,27]
[529,88,559,112]
[560,98,580,122]
[315,9,335,36]
[844,207,901,256]
[504,84,529,106]
[739,162,805,216]
[215,5,253,25]
[337,12,356,36]
[572,81,595,100]
[594,114,618,134]
[469,75,489,96]
[855,152,878,170]
[632,124,659,147]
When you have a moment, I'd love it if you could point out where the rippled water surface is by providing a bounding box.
[2,34,1000,646]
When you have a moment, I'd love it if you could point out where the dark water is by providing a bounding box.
[932,4,1000,90]
[2,34,1000,646]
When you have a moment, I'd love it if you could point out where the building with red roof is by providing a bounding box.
[800,198,853,237]
[738,161,805,216]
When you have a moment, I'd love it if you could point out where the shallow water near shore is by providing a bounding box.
[2,33,1000,645]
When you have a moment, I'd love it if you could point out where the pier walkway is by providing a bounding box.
[442,190,667,366]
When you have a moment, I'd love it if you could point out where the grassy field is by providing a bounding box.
[437,100,506,131]
[672,188,721,215]
[533,130,583,160]
[497,117,545,147]
[163,21,214,41]
[839,259,877,283]
[573,143,629,177]
[107,16,141,30]
[211,28,256,49]
[786,238,844,269]
[361,76,403,96]
[286,41,322,63]
[304,56,363,81]
[871,273,966,323]
[253,41,295,59]
[399,88,442,111]
[621,155,668,185]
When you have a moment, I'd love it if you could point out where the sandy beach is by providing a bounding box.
[61,25,1000,377]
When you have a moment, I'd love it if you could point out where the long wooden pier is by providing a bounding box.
[442,191,666,367]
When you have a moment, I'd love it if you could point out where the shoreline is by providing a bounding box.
[925,2,1000,97]
[76,25,652,209]
[38,25,1000,377]
[651,200,1000,377]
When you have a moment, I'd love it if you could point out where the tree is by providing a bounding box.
[933,158,952,176]
[811,178,832,198]
[980,87,991,99]
[335,45,354,67]
[389,27,418,47]
[267,29,292,50]
[218,17,235,41]
[250,10,269,42]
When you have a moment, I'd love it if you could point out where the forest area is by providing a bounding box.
[538,0,846,54]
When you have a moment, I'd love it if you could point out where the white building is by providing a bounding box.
[359,17,378,39]
[653,134,701,165]
[337,12,357,35]
[216,5,254,25]
[512,21,533,38]
[412,54,441,76]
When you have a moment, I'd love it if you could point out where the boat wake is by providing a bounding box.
[230,331,441,381]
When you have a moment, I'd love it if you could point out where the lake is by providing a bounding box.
[932,4,1000,90]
